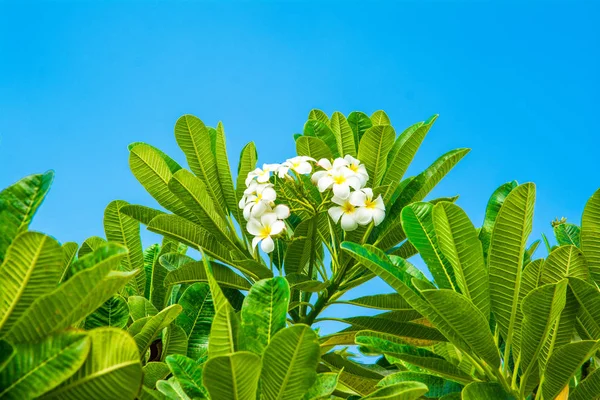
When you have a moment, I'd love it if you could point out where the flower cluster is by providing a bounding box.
[240,154,386,253]
[239,157,315,253]
[312,155,385,232]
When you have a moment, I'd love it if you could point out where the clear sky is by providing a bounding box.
[1,2,599,327]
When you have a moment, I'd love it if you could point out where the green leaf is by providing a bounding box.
[340,293,413,311]
[241,277,290,355]
[165,260,252,290]
[143,362,171,389]
[84,295,129,329]
[304,120,339,158]
[519,280,568,381]
[235,142,258,218]
[582,189,600,283]
[296,136,333,161]
[383,119,435,201]
[479,181,518,265]
[6,246,134,343]
[420,289,500,368]
[260,325,320,400]
[40,328,143,400]
[357,125,396,186]
[175,283,214,360]
[129,143,197,222]
[462,382,516,400]
[59,242,78,282]
[208,306,241,358]
[151,250,192,310]
[128,141,182,173]
[361,382,428,400]
[341,316,446,344]
[568,277,600,339]
[370,110,391,125]
[571,368,600,400]
[377,372,462,399]
[203,351,261,400]
[433,202,489,317]
[347,111,372,145]
[78,236,107,258]
[161,324,189,361]
[554,223,581,247]
[540,340,600,400]
[541,245,588,284]
[303,372,339,400]
[104,200,145,295]
[128,296,159,321]
[174,114,226,213]
[308,109,330,125]
[168,169,239,251]
[165,354,207,399]
[0,232,62,336]
[0,340,14,372]
[488,183,535,356]
[284,216,320,275]
[0,171,54,262]
[0,332,90,399]
[214,122,240,218]
[157,378,191,399]
[120,205,166,226]
[330,111,356,157]
[134,304,182,357]
[400,202,456,290]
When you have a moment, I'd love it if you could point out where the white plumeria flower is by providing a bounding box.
[277,156,315,178]
[273,204,291,219]
[245,163,279,186]
[328,196,359,231]
[350,188,386,226]
[247,212,286,253]
[242,184,277,220]
[316,167,361,199]
[343,155,369,186]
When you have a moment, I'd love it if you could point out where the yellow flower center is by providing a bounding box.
[254,193,263,203]
[342,202,355,213]
[259,226,272,237]
[365,199,376,209]
[349,164,359,172]
[334,175,346,185]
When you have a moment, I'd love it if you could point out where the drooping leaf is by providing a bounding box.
[41,328,143,400]
[78,236,107,258]
[540,245,588,284]
[0,332,90,399]
[260,325,320,400]
[488,183,535,355]
[59,242,78,282]
[127,142,182,173]
[0,171,54,262]
[157,378,191,399]
[143,362,171,389]
[164,261,252,290]
[241,277,290,355]
[570,368,600,400]
[361,381,428,400]
[340,293,413,311]
[302,372,339,400]
[568,277,600,340]
[377,372,462,399]
[433,201,489,317]
[161,324,188,361]
[128,296,159,321]
[133,304,182,357]
[462,382,516,400]
[554,223,581,247]
[0,232,62,336]
[120,205,166,226]
[203,351,261,400]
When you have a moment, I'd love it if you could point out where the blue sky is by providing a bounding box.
[1,2,599,328]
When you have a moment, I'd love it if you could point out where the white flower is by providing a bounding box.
[328,196,359,231]
[245,163,279,186]
[350,188,385,226]
[273,204,290,219]
[247,213,286,253]
[242,184,277,220]
[343,155,369,186]
[277,156,315,178]
[316,167,362,199]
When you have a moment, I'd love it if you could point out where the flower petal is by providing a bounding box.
[355,207,373,225]
[252,236,261,249]
[270,220,285,236]
[247,219,263,236]
[328,206,344,223]
[346,176,362,190]
[373,208,386,226]
[261,187,277,202]
[374,195,385,210]
[274,204,290,219]
[340,214,358,231]
[333,157,348,169]
[250,201,268,217]
[261,212,278,226]
[261,236,275,253]
[295,162,312,174]
[317,176,334,192]
[333,182,350,199]
[349,190,367,207]
[317,158,332,170]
